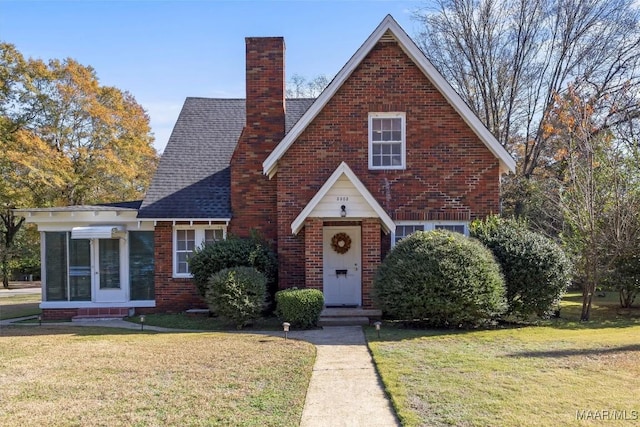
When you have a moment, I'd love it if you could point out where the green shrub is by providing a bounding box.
[374,230,507,327]
[205,267,267,329]
[470,215,572,317]
[603,252,640,308]
[275,288,324,329]
[188,236,277,298]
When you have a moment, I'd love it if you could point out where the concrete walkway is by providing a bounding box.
[290,326,400,427]
[1,318,399,426]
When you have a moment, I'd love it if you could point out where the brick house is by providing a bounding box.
[16,16,514,320]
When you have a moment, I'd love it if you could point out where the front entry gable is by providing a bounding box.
[291,162,394,235]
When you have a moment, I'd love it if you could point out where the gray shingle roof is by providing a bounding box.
[14,204,140,213]
[138,97,314,219]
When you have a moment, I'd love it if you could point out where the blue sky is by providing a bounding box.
[0,0,430,152]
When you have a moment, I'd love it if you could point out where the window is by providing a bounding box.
[129,231,154,300]
[45,232,68,301]
[369,112,406,169]
[394,224,425,244]
[175,229,195,275]
[435,224,466,234]
[174,226,226,277]
[44,232,93,302]
[393,222,469,245]
[205,229,224,245]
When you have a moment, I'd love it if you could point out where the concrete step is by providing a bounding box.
[318,307,382,326]
[321,307,382,319]
[319,316,370,326]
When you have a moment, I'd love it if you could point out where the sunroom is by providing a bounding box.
[14,203,156,316]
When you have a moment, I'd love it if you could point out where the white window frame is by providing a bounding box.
[173,225,227,278]
[392,221,469,246]
[393,223,425,244]
[368,112,406,170]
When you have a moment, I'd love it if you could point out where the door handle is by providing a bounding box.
[354,263,358,271]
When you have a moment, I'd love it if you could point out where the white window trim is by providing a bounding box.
[368,112,406,170]
[392,221,469,246]
[173,225,227,278]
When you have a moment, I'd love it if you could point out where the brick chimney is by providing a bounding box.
[229,37,286,243]
[245,37,286,131]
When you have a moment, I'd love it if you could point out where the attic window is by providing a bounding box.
[369,112,406,170]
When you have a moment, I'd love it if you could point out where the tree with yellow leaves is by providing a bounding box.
[0,42,159,287]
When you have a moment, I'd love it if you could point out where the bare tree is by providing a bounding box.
[286,73,330,98]
[414,0,640,178]
[549,86,640,320]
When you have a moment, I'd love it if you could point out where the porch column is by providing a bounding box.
[361,218,381,308]
[304,218,324,291]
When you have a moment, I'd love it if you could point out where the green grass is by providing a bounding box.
[367,293,640,426]
[0,294,41,320]
[127,313,285,331]
[0,326,315,426]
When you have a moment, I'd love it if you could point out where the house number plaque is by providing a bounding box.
[336,196,349,202]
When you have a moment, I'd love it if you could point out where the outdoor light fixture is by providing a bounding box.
[38,315,42,326]
[282,322,290,340]
[374,321,382,338]
[140,315,146,331]
[340,205,347,217]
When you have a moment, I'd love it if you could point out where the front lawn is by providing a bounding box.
[0,294,41,320]
[368,294,640,426]
[0,326,315,427]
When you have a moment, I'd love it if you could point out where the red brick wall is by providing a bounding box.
[42,308,78,321]
[229,37,285,242]
[153,222,206,312]
[361,219,381,308]
[304,218,323,290]
[276,39,501,300]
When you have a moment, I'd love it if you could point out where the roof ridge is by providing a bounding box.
[183,97,317,101]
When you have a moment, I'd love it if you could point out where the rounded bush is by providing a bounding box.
[373,230,507,327]
[470,216,572,317]
[205,266,267,329]
[275,288,324,329]
[188,237,277,298]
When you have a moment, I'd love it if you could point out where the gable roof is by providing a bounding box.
[138,97,314,219]
[263,15,516,178]
[291,162,395,235]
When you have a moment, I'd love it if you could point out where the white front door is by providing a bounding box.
[93,239,127,303]
[323,226,361,306]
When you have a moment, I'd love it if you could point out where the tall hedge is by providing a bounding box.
[470,216,572,317]
[374,230,507,327]
[188,236,277,299]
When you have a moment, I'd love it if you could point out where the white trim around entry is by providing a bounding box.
[290,161,394,235]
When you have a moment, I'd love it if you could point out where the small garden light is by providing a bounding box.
[38,315,42,326]
[374,321,382,338]
[140,315,146,331]
[282,322,290,340]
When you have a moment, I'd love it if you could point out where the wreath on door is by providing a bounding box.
[331,232,352,254]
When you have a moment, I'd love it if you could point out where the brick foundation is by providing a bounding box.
[42,308,78,321]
